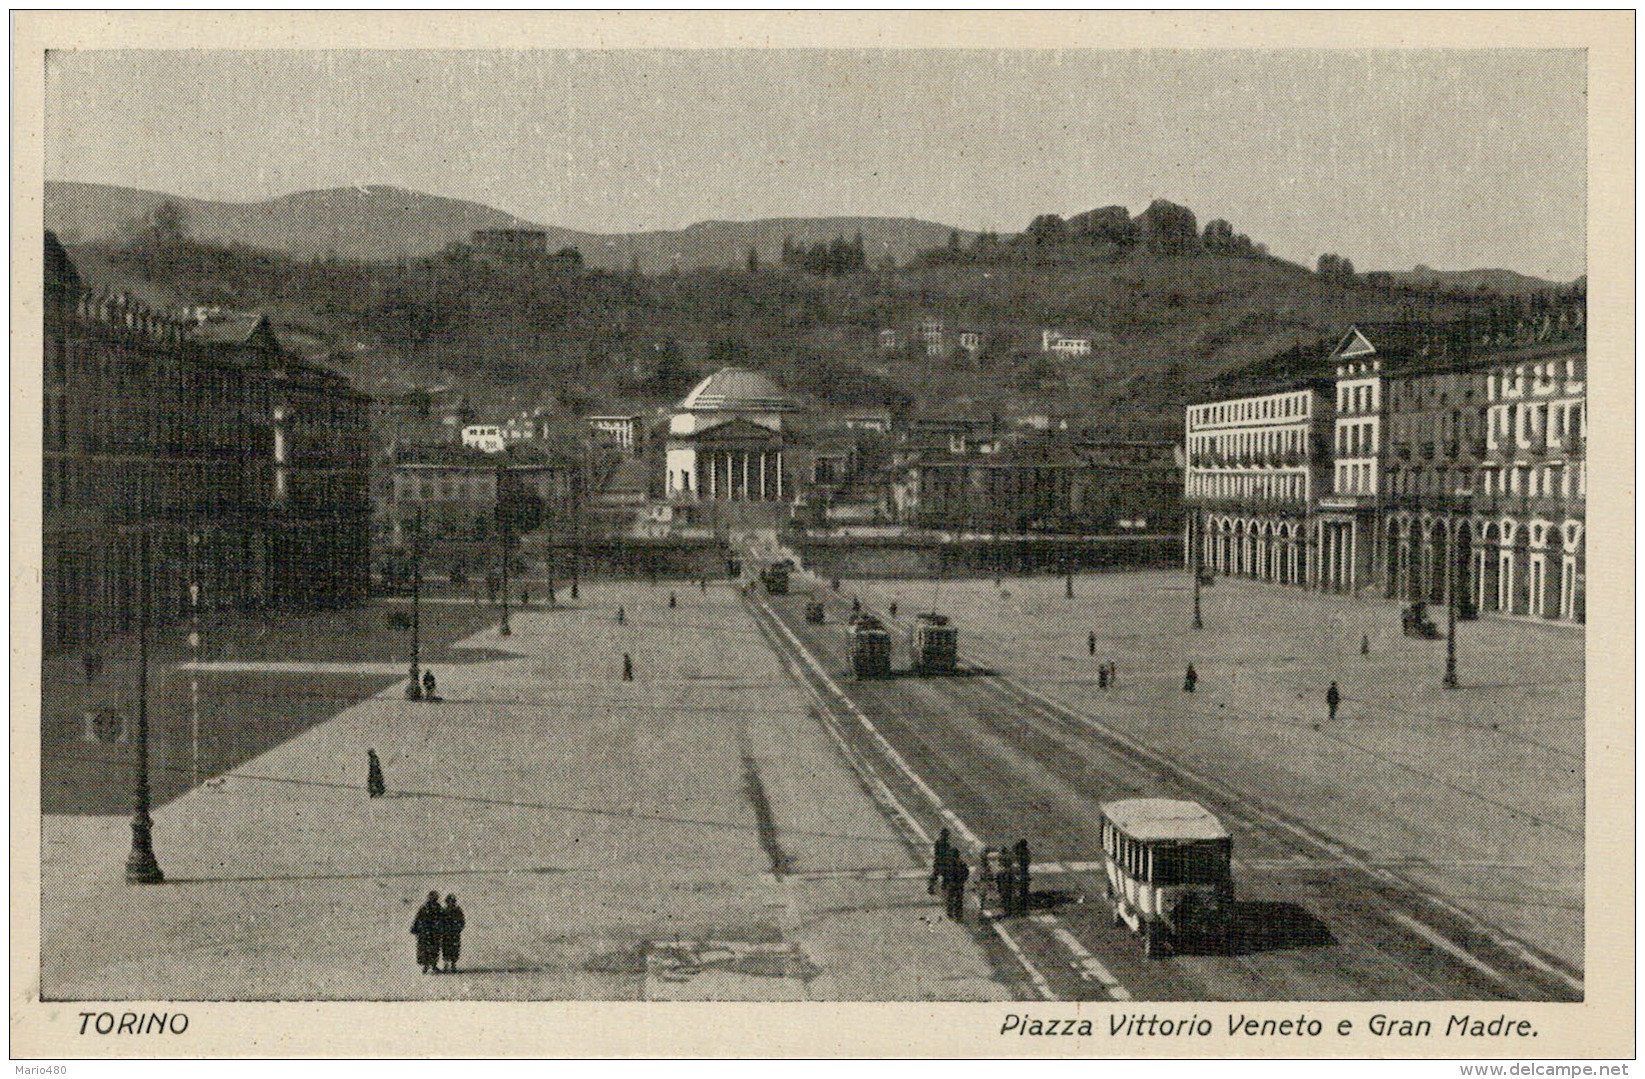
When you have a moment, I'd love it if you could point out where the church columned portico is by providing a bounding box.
[663,367,800,507]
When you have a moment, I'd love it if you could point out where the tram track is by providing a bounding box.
[745,572,1582,1003]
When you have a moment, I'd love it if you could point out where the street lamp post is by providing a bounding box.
[407,507,422,699]
[1190,511,1204,629]
[1443,489,1471,689]
[497,464,511,636]
[125,511,164,884]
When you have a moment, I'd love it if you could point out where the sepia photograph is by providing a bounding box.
[13,10,1632,1060]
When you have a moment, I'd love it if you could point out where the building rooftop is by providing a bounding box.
[677,367,799,413]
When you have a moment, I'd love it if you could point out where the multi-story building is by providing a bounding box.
[1377,333,1585,622]
[1183,386,1335,587]
[1185,312,1585,623]
[896,437,1182,535]
[585,413,647,455]
[376,442,578,552]
[1042,329,1093,357]
[43,232,371,654]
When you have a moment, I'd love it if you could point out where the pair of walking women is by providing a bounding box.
[411,892,466,974]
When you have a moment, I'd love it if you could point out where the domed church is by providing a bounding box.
[663,367,802,505]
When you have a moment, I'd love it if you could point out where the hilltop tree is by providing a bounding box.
[1135,199,1199,255]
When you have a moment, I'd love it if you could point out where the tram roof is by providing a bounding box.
[1100,798,1229,842]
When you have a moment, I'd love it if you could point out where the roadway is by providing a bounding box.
[741,570,1583,1003]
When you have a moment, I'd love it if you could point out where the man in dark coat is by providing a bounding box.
[367,749,386,798]
[622,653,634,681]
[1088,632,1096,657]
[944,855,970,921]
[1013,839,1032,916]
[422,670,438,701]
[1183,664,1198,693]
[928,827,953,896]
[411,891,442,974]
[992,852,1016,918]
[1326,681,1341,720]
[439,894,465,973]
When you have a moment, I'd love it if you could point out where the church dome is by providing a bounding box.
[677,367,799,412]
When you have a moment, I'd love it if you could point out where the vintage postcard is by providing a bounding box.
[11,10,1633,1061]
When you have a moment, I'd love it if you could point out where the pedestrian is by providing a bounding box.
[1326,681,1341,720]
[993,853,1016,917]
[1361,633,1370,656]
[617,606,625,625]
[1097,664,1108,689]
[1183,664,1197,693]
[411,891,442,974]
[1105,662,1117,689]
[367,749,386,798]
[422,670,438,701]
[547,583,556,605]
[1013,839,1032,916]
[701,578,708,593]
[851,596,861,615]
[944,855,970,921]
[1088,632,1096,657]
[928,827,953,896]
[439,894,465,973]
[831,578,840,591]
[623,653,634,682]
[521,587,529,608]
[669,592,677,608]
[83,650,102,683]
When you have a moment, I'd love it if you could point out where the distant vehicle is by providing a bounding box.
[804,600,826,624]
[849,614,892,679]
[910,612,958,675]
[1098,798,1233,958]
[759,563,790,595]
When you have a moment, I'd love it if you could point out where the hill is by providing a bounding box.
[1381,265,1565,295]
[44,181,969,271]
[50,185,1581,440]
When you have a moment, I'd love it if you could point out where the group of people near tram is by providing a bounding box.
[928,828,1033,923]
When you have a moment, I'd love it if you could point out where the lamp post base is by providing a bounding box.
[125,819,164,884]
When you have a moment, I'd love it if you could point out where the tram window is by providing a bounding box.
[1152,841,1231,886]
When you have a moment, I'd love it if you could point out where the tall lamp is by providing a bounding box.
[125,486,164,884]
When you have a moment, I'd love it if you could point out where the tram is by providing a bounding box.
[849,615,893,679]
[910,613,958,675]
[759,563,790,595]
[1098,798,1233,958]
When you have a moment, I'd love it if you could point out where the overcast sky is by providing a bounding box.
[46,49,1586,279]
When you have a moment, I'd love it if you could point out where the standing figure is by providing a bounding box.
[367,749,386,798]
[1088,632,1097,657]
[622,653,634,682]
[617,606,625,625]
[851,596,861,615]
[439,894,465,973]
[1326,681,1341,720]
[928,827,953,896]
[1097,665,1109,689]
[1361,633,1370,656]
[944,856,970,921]
[422,670,438,701]
[521,587,529,608]
[411,891,443,974]
[669,592,677,608]
[701,578,708,593]
[1183,664,1198,693]
[889,601,898,619]
[993,852,1016,918]
[831,578,840,591]
[1013,839,1032,916]
[83,650,103,683]
[1105,662,1117,689]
